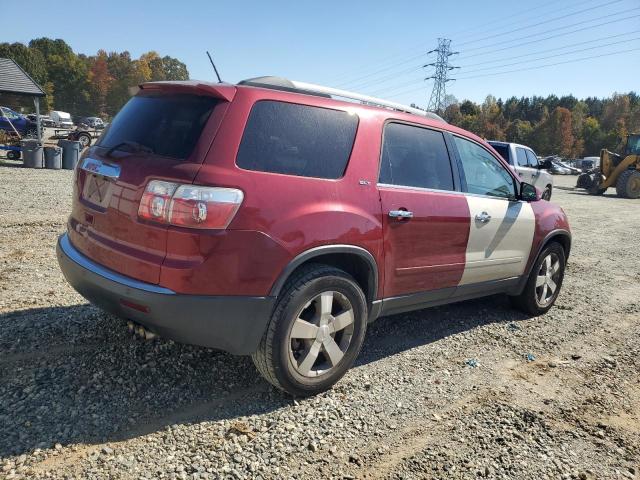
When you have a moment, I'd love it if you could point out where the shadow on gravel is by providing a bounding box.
[0,295,530,458]
[357,294,530,367]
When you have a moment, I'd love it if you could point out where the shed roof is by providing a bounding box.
[0,58,46,97]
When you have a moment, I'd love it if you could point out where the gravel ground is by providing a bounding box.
[0,161,638,480]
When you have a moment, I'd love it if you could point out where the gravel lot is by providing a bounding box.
[1,160,638,480]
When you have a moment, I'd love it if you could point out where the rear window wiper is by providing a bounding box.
[105,141,154,157]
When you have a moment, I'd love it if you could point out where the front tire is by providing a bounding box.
[542,185,552,200]
[509,242,566,316]
[252,264,367,397]
[615,169,640,199]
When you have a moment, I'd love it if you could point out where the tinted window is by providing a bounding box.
[379,123,454,191]
[491,144,510,163]
[236,101,358,179]
[454,136,516,199]
[98,94,218,159]
[525,149,539,167]
[515,147,528,167]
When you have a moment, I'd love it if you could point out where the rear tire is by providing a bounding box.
[252,264,367,397]
[6,150,19,160]
[509,242,566,316]
[541,185,552,200]
[615,169,640,199]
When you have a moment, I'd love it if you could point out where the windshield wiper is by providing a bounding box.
[105,140,154,158]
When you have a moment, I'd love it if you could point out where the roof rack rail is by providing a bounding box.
[237,76,445,122]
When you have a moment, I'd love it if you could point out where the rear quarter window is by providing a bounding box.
[236,100,358,179]
[98,94,218,159]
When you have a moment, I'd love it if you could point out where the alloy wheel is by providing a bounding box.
[288,290,355,377]
[535,252,561,307]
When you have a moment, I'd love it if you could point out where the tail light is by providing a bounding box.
[138,180,243,229]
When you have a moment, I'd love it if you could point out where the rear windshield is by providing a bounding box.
[490,143,510,163]
[98,94,218,159]
[236,100,358,179]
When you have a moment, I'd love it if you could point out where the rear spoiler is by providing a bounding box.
[138,81,236,102]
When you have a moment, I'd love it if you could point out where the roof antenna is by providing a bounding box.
[206,51,223,83]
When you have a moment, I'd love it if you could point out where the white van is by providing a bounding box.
[49,110,74,129]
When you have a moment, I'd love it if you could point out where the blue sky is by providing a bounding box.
[3,0,639,105]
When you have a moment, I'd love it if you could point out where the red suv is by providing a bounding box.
[57,77,571,396]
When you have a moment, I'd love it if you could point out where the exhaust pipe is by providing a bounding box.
[126,320,157,340]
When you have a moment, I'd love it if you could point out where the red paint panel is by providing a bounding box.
[527,200,571,269]
[379,188,470,297]
[160,229,291,295]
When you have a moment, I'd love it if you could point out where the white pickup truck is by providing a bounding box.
[488,141,554,200]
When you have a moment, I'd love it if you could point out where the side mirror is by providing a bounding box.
[520,182,540,202]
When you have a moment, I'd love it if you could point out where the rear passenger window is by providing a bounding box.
[379,123,454,191]
[515,147,528,167]
[236,101,358,179]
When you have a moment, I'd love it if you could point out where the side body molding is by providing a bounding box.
[269,244,379,303]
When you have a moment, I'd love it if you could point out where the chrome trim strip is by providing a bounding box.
[80,157,121,179]
[377,183,517,202]
[59,234,175,295]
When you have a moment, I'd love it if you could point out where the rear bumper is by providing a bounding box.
[56,233,274,355]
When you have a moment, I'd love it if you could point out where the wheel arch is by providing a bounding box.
[511,229,571,296]
[269,245,379,305]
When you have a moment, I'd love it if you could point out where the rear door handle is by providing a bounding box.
[389,210,413,219]
[475,211,491,223]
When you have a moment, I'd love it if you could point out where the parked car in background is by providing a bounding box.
[49,110,74,129]
[77,117,105,129]
[0,106,40,137]
[57,77,571,396]
[550,159,580,175]
[487,141,554,200]
[26,113,56,127]
[576,157,599,171]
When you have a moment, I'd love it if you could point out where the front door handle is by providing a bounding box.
[475,211,491,223]
[389,210,414,219]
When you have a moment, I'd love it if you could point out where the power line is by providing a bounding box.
[455,0,624,47]
[457,6,640,57]
[372,30,640,96]
[383,47,640,100]
[335,53,427,88]
[376,41,640,100]
[459,36,640,75]
[456,47,640,80]
[328,0,629,87]
[458,30,640,68]
[444,0,606,43]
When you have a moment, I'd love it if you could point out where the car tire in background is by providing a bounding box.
[542,185,552,200]
[509,242,566,316]
[76,132,92,148]
[252,264,368,397]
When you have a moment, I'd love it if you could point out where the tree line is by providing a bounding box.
[0,38,189,118]
[442,92,640,158]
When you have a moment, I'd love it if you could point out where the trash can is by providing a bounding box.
[44,146,62,169]
[21,139,44,168]
[58,139,82,170]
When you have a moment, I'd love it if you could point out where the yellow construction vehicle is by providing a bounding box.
[576,133,640,198]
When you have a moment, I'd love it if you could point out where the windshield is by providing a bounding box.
[98,94,218,159]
